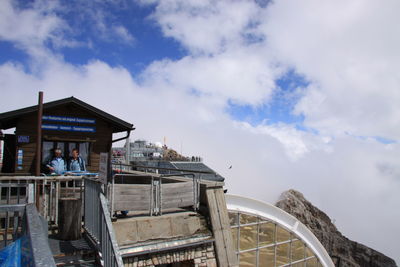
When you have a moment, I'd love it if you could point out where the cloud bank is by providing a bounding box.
[0,0,399,263]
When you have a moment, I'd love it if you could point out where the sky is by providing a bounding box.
[0,0,399,263]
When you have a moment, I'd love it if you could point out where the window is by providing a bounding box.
[229,211,324,267]
[42,141,91,165]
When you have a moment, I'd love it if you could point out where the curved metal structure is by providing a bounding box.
[226,194,334,267]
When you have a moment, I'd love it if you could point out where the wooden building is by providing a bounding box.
[0,97,134,174]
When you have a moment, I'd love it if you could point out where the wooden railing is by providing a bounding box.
[0,176,83,224]
[110,173,200,216]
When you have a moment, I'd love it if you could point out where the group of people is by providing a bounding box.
[46,148,86,175]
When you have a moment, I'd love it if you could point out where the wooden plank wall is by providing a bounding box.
[113,181,195,212]
[14,104,113,174]
[161,181,194,209]
[113,184,151,212]
[206,187,238,267]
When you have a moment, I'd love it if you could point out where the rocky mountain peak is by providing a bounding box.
[276,189,397,267]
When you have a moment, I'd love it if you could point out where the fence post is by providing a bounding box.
[28,183,35,203]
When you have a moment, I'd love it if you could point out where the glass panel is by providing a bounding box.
[259,222,275,246]
[240,225,258,251]
[42,141,54,163]
[276,243,290,266]
[56,142,64,150]
[240,213,258,224]
[305,246,314,257]
[259,246,274,267]
[68,143,76,157]
[229,212,239,226]
[231,227,239,252]
[306,257,318,267]
[292,261,306,267]
[291,240,305,261]
[239,250,257,267]
[276,226,291,243]
[79,142,89,163]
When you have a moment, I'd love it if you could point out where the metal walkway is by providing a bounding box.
[49,235,97,266]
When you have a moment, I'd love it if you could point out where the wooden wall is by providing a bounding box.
[14,103,114,174]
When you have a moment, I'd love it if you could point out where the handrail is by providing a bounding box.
[0,203,56,266]
[84,178,123,267]
[112,162,216,175]
[25,204,57,266]
[99,194,124,267]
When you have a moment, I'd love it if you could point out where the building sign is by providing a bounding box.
[17,149,23,170]
[42,124,96,133]
[99,153,108,184]
[17,135,30,143]
[42,115,95,124]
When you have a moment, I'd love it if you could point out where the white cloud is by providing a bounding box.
[261,0,400,140]
[113,25,135,44]
[150,0,261,55]
[142,45,281,106]
[0,0,71,56]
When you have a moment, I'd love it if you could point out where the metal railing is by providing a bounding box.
[112,162,216,175]
[0,203,56,266]
[84,178,123,267]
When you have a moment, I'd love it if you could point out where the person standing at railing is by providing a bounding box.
[46,148,66,175]
[67,148,86,172]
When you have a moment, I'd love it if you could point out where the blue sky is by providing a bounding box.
[1,0,400,263]
[0,0,309,129]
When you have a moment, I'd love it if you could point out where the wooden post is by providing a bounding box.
[35,91,43,176]
[35,92,43,210]
[58,198,82,240]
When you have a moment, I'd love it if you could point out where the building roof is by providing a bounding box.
[0,96,134,133]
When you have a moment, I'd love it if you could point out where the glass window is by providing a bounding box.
[291,240,305,262]
[229,212,239,226]
[68,142,76,157]
[240,213,258,224]
[228,210,323,267]
[239,250,257,267]
[292,262,306,267]
[306,257,318,267]
[276,226,291,243]
[259,222,275,246]
[78,142,89,163]
[259,246,274,267]
[305,246,314,257]
[231,227,239,251]
[240,225,258,251]
[55,142,64,151]
[42,141,54,163]
[42,141,90,166]
[276,243,290,266]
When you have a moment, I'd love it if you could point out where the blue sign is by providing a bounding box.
[42,124,96,133]
[17,150,23,165]
[42,115,95,124]
[17,136,30,143]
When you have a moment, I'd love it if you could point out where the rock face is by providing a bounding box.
[275,189,397,267]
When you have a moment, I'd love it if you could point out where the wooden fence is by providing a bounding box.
[110,174,200,216]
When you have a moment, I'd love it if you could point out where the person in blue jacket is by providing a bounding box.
[46,148,66,175]
[67,148,86,172]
